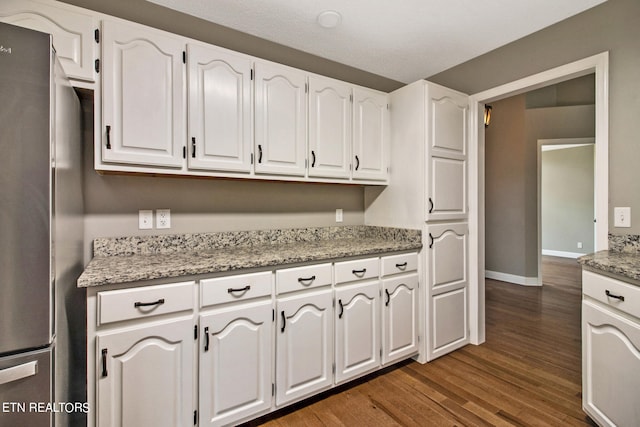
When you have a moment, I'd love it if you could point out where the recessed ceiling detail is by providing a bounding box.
[147,0,606,83]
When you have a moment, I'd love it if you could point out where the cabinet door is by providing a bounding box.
[426,84,468,220]
[96,318,194,427]
[582,300,640,427]
[187,44,252,173]
[382,274,418,365]
[308,76,351,179]
[353,87,389,182]
[199,300,272,427]
[276,288,333,406]
[426,223,469,360]
[335,281,380,384]
[0,0,97,81]
[254,61,307,176]
[102,19,185,168]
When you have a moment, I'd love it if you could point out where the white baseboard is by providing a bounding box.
[485,270,541,286]
[541,249,586,259]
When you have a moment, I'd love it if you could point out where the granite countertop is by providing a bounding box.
[78,226,422,288]
[578,250,640,283]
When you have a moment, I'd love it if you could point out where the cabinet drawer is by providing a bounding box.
[201,271,272,307]
[334,258,380,284]
[381,253,418,277]
[276,263,332,295]
[583,270,640,319]
[98,281,195,326]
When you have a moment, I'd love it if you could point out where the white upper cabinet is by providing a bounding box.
[426,84,468,221]
[308,75,352,179]
[254,61,307,177]
[353,87,389,182]
[101,19,185,168]
[0,0,98,82]
[187,44,252,173]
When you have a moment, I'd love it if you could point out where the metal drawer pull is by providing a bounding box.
[204,327,210,352]
[311,150,316,167]
[429,233,434,249]
[134,298,165,308]
[355,155,360,171]
[228,285,251,294]
[0,361,38,385]
[101,349,108,377]
[395,262,408,269]
[385,289,391,306]
[428,197,434,213]
[338,299,344,319]
[352,268,367,276]
[298,275,316,284]
[281,311,286,333]
[605,290,625,301]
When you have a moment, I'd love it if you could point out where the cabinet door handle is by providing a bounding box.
[101,348,108,377]
[605,290,625,301]
[385,289,391,307]
[105,125,111,149]
[352,268,366,276]
[311,150,316,167]
[258,145,263,163]
[204,326,210,352]
[355,155,360,171]
[134,298,165,308]
[298,275,316,284]
[227,285,251,294]
[338,299,344,319]
[428,197,434,213]
[395,262,408,269]
[191,137,196,158]
[429,233,434,249]
[280,311,286,333]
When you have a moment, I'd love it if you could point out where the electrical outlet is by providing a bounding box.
[335,208,343,223]
[577,242,583,249]
[139,210,153,229]
[614,207,631,228]
[156,209,171,229]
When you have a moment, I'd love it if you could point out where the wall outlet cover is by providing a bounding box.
[614,207,631,228]
[156,209,171,229]
[336,208,343,223]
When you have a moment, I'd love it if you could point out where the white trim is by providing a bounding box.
[468,52,609,346]
[485,270,541,286]
[541,249,586,259]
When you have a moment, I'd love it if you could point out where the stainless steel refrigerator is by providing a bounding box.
[0,22,84,427]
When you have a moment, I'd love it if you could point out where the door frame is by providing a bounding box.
[537,137,596,281]
[467,52,609,345]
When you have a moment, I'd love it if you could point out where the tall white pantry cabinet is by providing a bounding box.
[365,80,470,362]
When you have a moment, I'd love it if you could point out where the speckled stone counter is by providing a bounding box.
[578,234,640,283]
[78,226,422,288]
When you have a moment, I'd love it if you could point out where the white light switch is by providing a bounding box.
[614,207,631,228]
[139,210,153,229]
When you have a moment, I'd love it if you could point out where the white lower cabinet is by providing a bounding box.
[88,252,423,426]
[199,300,273,427]
[334,280,381,384]
[96,318,195,427]
[276,288,334,406]
[382,273,419,365]
[582,270,640,427]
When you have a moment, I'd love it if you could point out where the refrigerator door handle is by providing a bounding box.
[0,360,38,385]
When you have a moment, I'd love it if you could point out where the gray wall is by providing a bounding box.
[429,0,640,236]
[542,145,595,255]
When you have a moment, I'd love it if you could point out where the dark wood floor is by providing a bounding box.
[247,256,591,426]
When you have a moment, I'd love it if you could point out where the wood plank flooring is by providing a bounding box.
[244,257,593,426]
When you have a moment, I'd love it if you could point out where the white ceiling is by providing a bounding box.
[147,0,606,84]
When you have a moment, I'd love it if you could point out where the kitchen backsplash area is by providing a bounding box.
[609,233,640,253]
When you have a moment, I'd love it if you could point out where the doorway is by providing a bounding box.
[467,52,609,345]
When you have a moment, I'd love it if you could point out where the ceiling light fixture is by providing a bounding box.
[317,10,342,29]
